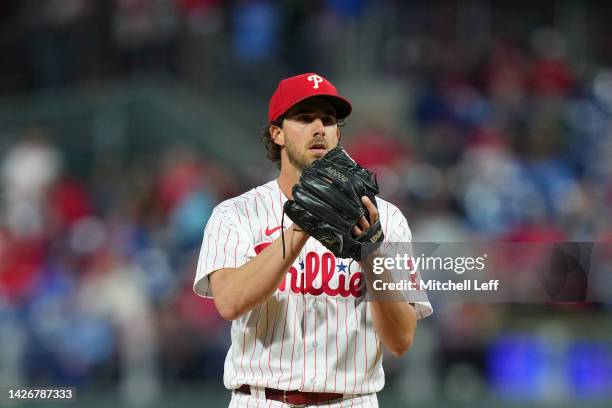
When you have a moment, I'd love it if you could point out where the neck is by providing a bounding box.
[277,163,301,200]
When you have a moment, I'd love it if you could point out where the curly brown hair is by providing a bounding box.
[260,117,284,169]
[260,117,345,169]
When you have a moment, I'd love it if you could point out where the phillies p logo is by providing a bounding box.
[308,74,323,89]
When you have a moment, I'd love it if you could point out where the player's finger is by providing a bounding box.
[361,196,379,223]
[353,225,363,236]
[358,215,370,231]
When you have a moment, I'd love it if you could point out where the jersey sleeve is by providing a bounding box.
[382,201,434,320]
[193,204,253,298]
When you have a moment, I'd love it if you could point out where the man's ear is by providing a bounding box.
[337,127,342,142]
[270,124,285,147]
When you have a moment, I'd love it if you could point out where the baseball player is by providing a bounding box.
[194,73,433,407]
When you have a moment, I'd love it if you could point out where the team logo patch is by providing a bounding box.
[307,74,323,89]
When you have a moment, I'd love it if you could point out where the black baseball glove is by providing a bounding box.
[284,146,384,260]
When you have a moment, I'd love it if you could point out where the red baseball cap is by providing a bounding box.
[268,73,352,123]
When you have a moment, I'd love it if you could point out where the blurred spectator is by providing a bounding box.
[77,251,160,405]
[1,128,62,239]
[0,299,26,387]
[528,28,575,98]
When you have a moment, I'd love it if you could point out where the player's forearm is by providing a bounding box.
[211,227,308,320]
[369,300,416,357]
[360,254,417,357]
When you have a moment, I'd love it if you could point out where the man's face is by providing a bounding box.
[277,97,340,172]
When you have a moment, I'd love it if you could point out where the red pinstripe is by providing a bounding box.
[210,215,223,293]
[252,192,262,242]
[352,302,358,395]
[287,294,300,390]
[230,324,240,388]
[254,189,274,248]
[391,206,399,218]
[202,207,225,295]
[268,190,280,226]
[278,185,284,209]
[266,293,280,386]
[241,200,255,382]
[248,305,262,378]
[232,201,243,241]
[257,302,268,381]
[242,199,256,284]
[360,304,368,394]
[276,295,290,389]
[222,227,231,267]
[391,221,408,241]
[261,193,270,237]
[324,297,329,390]
[242,201,251,232]
[313,297,317,391]
[376,335,383,388]
[240,317,248,381]
[333,298,339,393]
[201,217,213,297]
[234,228,240,267]
[344,300,349,390]
[300,295,306,391]
[384,202,390,240]
[206,210,221,269]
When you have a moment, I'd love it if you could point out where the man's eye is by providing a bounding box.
[323,116,337,125]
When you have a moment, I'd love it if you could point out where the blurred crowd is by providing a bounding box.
[0,130,242,403]
[347,30,612,244]
[1,0,612,405]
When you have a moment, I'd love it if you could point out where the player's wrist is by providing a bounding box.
[290,224,306,234]
[288,224,309,247]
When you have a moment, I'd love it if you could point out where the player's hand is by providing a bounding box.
[353,196,379,237]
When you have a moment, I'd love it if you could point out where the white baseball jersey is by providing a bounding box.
[194,179,433,394]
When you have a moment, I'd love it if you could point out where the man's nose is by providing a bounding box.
[312,118,326,136]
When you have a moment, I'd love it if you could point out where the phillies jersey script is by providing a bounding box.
[194,179,433,394]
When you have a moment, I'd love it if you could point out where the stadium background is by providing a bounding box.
[1,0,611,407]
